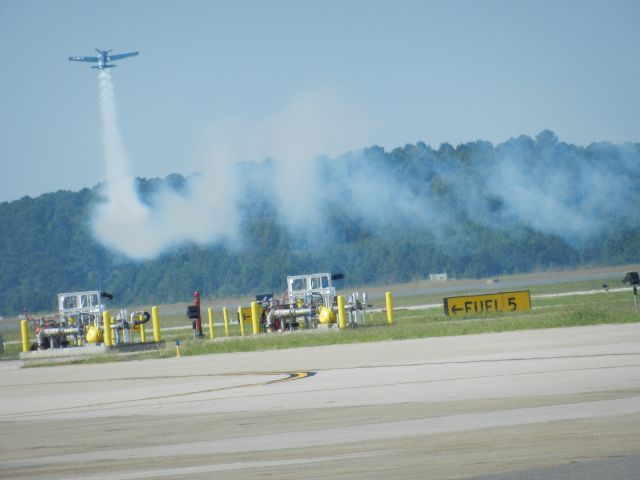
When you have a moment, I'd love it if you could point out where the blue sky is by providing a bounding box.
[1,0,638,202]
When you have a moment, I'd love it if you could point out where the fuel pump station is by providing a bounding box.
[260,273,369,332]
[26,290,151,350]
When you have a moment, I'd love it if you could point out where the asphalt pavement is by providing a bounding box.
[1,323,639,479]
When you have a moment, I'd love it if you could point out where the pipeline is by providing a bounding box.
[130,311,151,325]
[263,296,369,331]
[35,310,151,348]
[265,306,315,331]
[108,311,150,343]
[36,325,81,349]
[39,326,81,336]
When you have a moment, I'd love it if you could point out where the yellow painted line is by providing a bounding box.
[1,371,315,418]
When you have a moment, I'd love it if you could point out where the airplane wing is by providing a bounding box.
[108,51,139,61]
[69,56,99,62]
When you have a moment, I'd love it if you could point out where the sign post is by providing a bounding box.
[623,272,640,311]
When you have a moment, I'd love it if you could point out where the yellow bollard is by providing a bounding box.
[103,311,112,347]
[208,307,214,340]
[139,323,146,342]
[223,307,230,337]
[251,301,260,335]
[20,319,29,353]
[175,339,181,357]
[238,306,245,336]
[337,295,347,329]
[152,306,161,342]
[385,291,395,325]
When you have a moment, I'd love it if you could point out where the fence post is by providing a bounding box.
[208,307,214,339]
[385,291,395,325]
[237,306,245,336]
[337,295,347,329]
[223,307,230,337]
[251,301,260,335]
[102,311,112,347]
[152,306,161,342]
[20,319,29,352]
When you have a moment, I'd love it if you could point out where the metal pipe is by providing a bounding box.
[130,311,150,325]
[39,327,80,335]
[266,307,314,331]
[268,307,313,318]
[329,303,357,313]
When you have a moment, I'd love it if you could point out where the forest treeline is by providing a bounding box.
[1,131,639,315]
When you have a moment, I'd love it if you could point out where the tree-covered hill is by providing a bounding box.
[1,131,639,316]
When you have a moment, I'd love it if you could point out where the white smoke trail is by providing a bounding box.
[92,70,151,258]
[92,70,239,259]
[97,70,134,191]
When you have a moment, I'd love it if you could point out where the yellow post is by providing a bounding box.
[385,291,395,325]
[20,319,29,353]
[208,307,214,340]
[337,295,347,329]
[152,306,161,342]
[102,311,112,347]
[139,323,146,342]
[223,307,230,337]
[251,301,260,335]
[238,306,245,336]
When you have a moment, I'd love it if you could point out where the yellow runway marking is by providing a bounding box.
[1,371,315,418]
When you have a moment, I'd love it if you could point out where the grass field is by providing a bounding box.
[2,265,639,365]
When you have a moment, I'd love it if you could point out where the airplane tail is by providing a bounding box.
[91,65,116,69]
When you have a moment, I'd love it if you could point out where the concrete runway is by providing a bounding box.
[1,323,640,479]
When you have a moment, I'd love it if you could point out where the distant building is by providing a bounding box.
[429,273,448,282]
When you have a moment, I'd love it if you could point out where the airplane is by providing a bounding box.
[68,49,138,69]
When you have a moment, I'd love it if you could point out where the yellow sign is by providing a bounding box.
[238,306,266,322]
[444,291,531,317]
[238,307,253,323]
